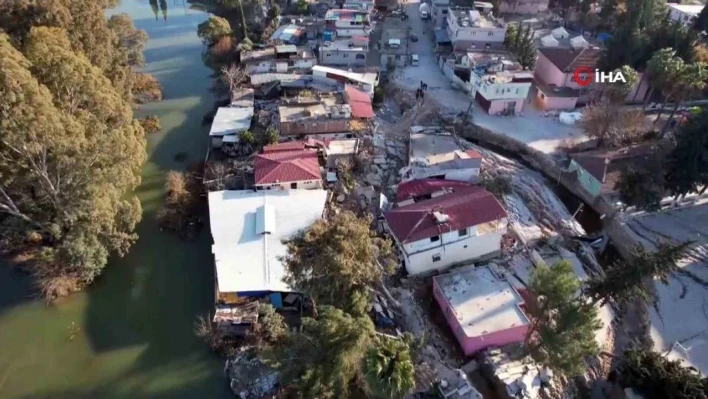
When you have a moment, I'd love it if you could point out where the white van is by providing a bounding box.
[411,54,419,66]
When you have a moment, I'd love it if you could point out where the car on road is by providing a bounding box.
[411,54,419,66]
[410,34,418,42]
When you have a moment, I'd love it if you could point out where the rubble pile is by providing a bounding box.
[225,349,279,399]
[482,348,555,399]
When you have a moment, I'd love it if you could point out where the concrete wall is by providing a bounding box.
[280,119,350,136]
[669,8,698,25]
[498,0,549,14]
[381,53,408,69]
[535,89,578,110]
[404,166,481,182]
[432,3,449,27]
[488,98,524,114]
[400,221,507,275]
[534,53,565,87]
[474,80,532,101]
[433,278,528,356]
[447,16,506,45]
[319,50,367,66]
[255,180,322,190]
[567,159,601,197]
[451,39,504,51]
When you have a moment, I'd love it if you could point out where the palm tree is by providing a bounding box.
[362,337,416,399]
[644,48,683,118]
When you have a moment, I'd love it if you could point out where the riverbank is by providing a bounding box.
[0,2,231,398]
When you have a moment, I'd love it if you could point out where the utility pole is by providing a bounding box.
[463,100,473,123]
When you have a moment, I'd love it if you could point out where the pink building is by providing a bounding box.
[534,47,651,110]
[433,265,529,356]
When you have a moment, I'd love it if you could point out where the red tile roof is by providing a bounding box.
[538,48,602,73]
[263,141,306,153]
[254,150,321,184]
[384,186,507,243]
[396,179,473,202]
[465,149,483,159]
[345,85,375,119]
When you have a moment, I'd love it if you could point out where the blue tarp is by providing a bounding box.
[269,293,283,309]
[597,33,612,43]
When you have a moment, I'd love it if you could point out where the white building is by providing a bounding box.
[401,127,483,182]
[312,65,379,96]
[319,37,369,67]
[240,46,317,75]
[383,186,508,275]
[668,3,704,26]
[431,0,451,27]
[456,51,534,115]
[208,189,327,301]
[446,8,507,51]
[209,106,254,148]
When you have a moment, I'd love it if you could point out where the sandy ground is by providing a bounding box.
[621,199,708,373]
[392,0,587,154]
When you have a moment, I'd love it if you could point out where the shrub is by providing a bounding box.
[257,303,288,345]
[139,115,161,134]
[482,174,512,197]
[157,170,202,239]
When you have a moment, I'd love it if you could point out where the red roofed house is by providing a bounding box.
[396,179,473,207]
[254,146,322,190]
[384,186,508,275]
[344,85,375,119]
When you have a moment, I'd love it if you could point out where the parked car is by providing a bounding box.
[410,33,418,42]
[411,54,419,66]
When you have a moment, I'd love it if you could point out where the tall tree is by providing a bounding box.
[620,349,708,397]
[0,29,146,296]
[197,16,233,45]
[266,306,375,399]
[526,261,600,376]
[585,242,691,306]
[614,158,665,212]
[660,61,708,137]
[362,337,416,399]
[664,109,708,197]
[644,48,684,118]
[282,211,397,316]
[503,24,535,70]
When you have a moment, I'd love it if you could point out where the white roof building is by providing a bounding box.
[208,190,328,295]
[540,34,559,47]
[551,26,569,39]
[209,107,254,137]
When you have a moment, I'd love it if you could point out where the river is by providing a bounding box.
[0,1,232,398]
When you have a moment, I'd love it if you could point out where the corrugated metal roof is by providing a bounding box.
[209,107,254,137]
[344,85,374,118]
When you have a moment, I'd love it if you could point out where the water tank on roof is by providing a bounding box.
[469,10,481,21]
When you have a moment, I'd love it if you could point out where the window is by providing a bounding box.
[343,54,348,58]
[430,235,440,242]
[432,254,441,262]
[442,9,448,14]
[516,88,519,94]
[355,54,365,60]
[458,228,468,237]
[488,31,493,36]
[485,43,491,49]
[472,31,476,35]
[395,55,401,60]
[326,53,331,57]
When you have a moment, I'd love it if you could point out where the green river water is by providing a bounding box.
[0,1,232,397]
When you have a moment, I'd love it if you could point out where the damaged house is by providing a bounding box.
[278,92,354,138]
[240,45,317,76]
[401,127,483,183]
[255,142,323,190]
[383,185,508,275]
